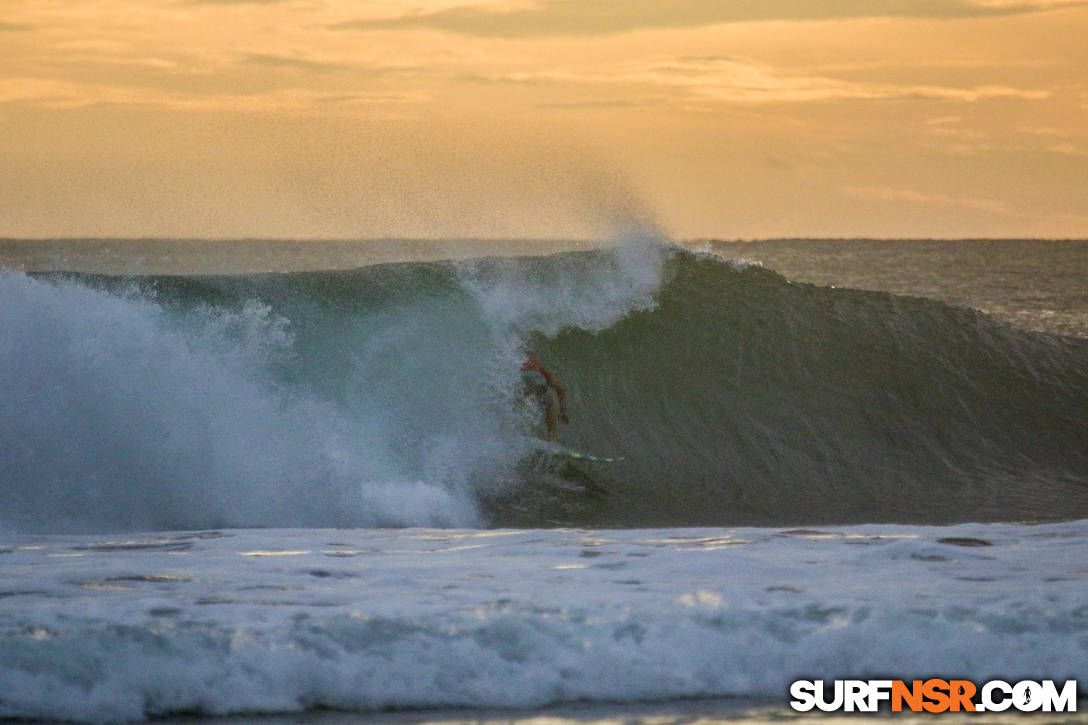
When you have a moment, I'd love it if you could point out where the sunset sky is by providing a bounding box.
[2,0,1087,240]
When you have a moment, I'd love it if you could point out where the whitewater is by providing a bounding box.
[1,236,1086,722]
[3,522,1086,723]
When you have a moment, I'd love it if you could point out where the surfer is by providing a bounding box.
[521,351,569,442]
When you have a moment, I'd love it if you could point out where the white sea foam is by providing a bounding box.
[0,520,1084,722]
[0,272,478,533]
[0,233,679,537]
[457,228,669,338]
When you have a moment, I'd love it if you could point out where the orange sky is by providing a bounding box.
[2,0,1087,239]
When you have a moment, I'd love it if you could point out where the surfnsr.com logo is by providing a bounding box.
[790,679,1078,713]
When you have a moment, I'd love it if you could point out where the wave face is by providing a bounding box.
[2,244,1087,532]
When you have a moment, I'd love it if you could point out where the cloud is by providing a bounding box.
[333,0,1088,38]
[1042,143,1088,157]
[0,76,426,112]
[642,57,1050,103]
[182,0,293,4]
[241,53,427,80]
[811,58,1065,74]
[842,185,1020,216]
[536,97,664,109]
[244,53,346,74]
[478,57,1050,106]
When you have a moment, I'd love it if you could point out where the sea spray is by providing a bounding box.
[456,229,669,338]
[0,271,478,533]
[0,239,673,534]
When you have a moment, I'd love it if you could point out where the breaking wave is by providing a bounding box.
[2,239,1086,532]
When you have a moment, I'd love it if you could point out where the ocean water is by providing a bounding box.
[1,237,1086,723]
[710,239,1088,339]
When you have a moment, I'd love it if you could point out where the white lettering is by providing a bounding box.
[1041,680,1078,713]
[816,680,844,712]
[982,680,1012,712]
[789,680,817,712]
[844,680,868,712]
[868,680,893,711]
[791,678,1078,714]
[1013,680,1043,712]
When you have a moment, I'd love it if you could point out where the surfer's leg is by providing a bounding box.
[543,395,559,442]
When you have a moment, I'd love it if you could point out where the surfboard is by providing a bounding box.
[515,439,617,497]
[552,448,624,463]
[537,442,625,463]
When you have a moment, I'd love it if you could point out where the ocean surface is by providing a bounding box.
[1,236,1086,723]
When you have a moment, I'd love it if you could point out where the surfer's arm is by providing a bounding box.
[552,380,569,423]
